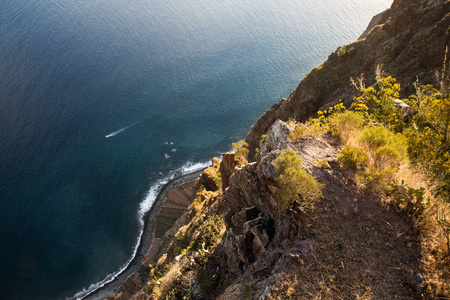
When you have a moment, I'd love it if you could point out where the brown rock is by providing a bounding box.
[256,150,282,184]
[252,234,267,260]
[255,120,291,161]
[406,274,427,293]
[220,153,240,191]
[198,157,221,191]
[219,282,249,300]
[393,98,414,121]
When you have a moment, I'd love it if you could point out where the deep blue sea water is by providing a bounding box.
[0,1,391,299]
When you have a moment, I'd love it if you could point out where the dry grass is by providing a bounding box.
[419,199,450,298]
[391,164,450,298]
[329,110,365,144]
[256,133,423,299]
[259,185,421,299]
[314,158,331,169]
[393,164,430,193]
[289,121,326,141]
[146,194,226,300]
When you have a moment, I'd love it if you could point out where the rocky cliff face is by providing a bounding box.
[108,0,450,298]
[118,120,421,299]
[246,0,450,160]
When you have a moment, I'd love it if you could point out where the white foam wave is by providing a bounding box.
[138,178,168,219]
[139,160,209,219]
[179,160,211,175]
[71,160,209,300]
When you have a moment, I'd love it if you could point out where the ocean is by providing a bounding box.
[0,0,391,299]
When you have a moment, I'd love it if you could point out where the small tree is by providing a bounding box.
[351,75,404,131]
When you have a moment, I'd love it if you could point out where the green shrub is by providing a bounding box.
[359,126,407,163]
[273,149,323,209]
[232,140,249,165]
[197,158,222,191]
[190,215,225,253]
[329,111,365,143]
[259,134,266,146]
[351,75,404,131]
[255,134,266,153]
[359,126,391,156]
[374,145,403,169]
[336,45,355,57]
[404,83,450,199]
[337,145,368,169]
[358,167,396,193]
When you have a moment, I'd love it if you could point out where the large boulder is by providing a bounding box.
[256,120,290,161]
[393,99,414,121]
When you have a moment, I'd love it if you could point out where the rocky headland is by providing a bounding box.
[105,0,450,299]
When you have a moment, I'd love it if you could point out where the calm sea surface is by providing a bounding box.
[0,1,391,299]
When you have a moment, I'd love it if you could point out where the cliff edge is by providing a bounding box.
[246,0,450,160]
[107,0,450,298]
[110,119,423,299]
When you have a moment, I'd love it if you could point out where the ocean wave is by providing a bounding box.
[70,160,210,300]
[179,160,211,175]
[138,178,169,221]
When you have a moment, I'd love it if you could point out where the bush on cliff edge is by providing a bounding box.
[273,148,323,210]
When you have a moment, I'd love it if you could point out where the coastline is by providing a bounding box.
[81,169,204,300]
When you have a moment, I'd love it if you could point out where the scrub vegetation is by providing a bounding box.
[273,148,323,210]
[303,67,450,296]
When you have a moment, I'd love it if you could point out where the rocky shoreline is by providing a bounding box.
[82,169,204,300]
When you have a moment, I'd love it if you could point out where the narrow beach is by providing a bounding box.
[82,169,204,300]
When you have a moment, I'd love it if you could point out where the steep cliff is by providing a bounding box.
[113,120,422,299]
[108,0,450,299]
[246,0,450,160]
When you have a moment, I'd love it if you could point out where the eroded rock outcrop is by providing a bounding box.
[255,120,291,162]
[198,157,222,191]
[111,117,423,299]
[393,98,414,121]
[219,153,240,191]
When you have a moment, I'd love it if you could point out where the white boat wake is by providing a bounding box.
[105,124,134,138]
